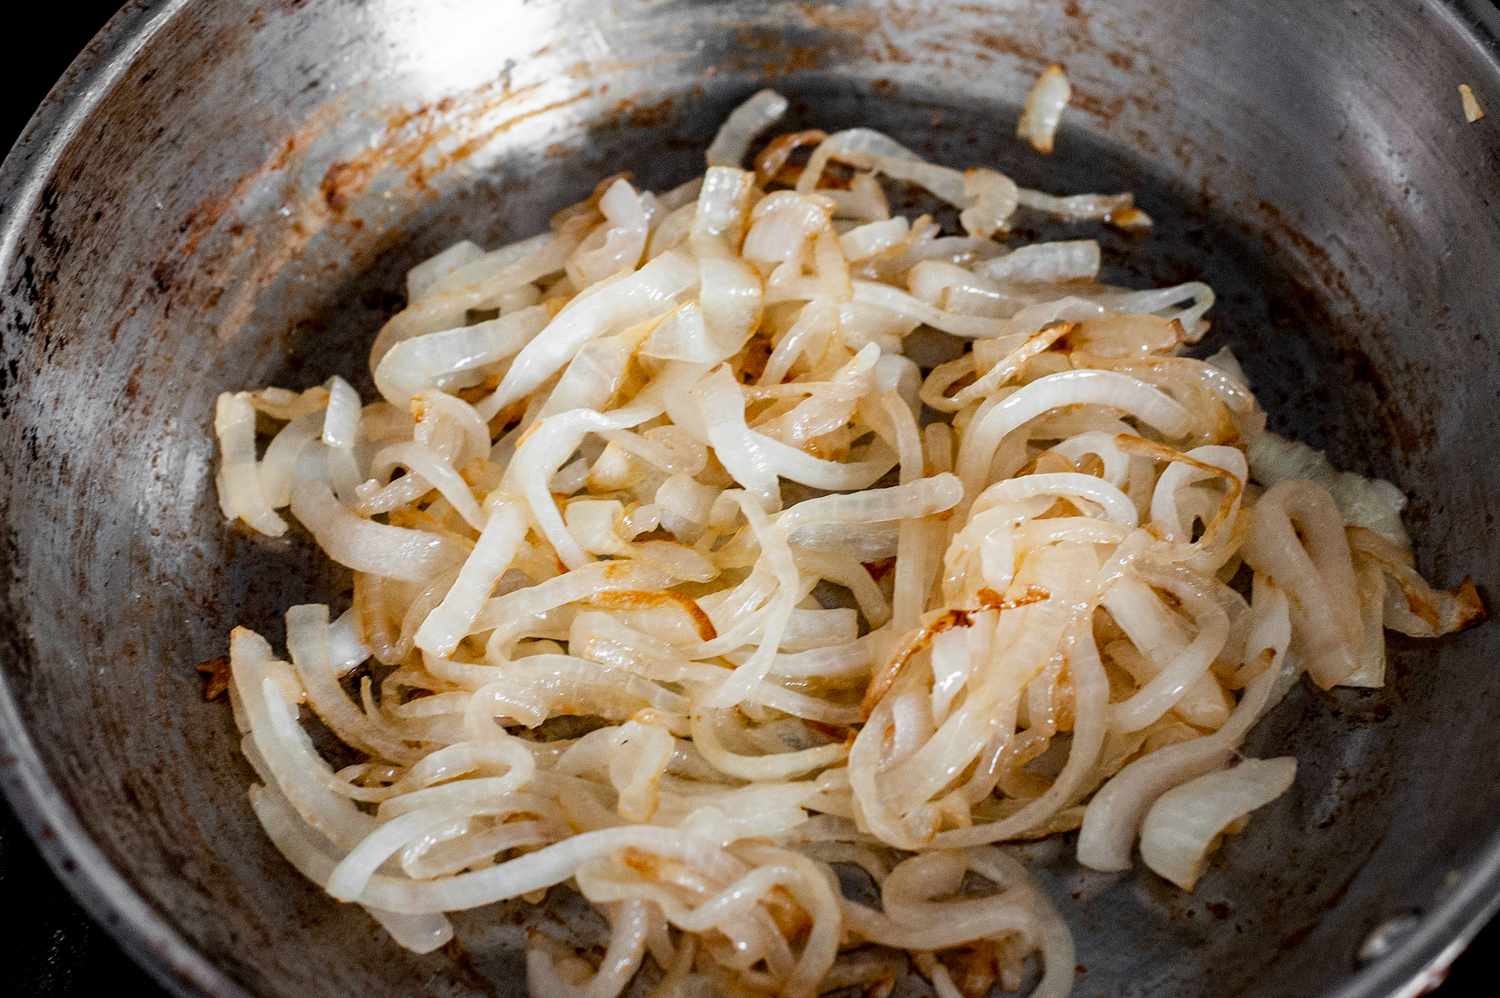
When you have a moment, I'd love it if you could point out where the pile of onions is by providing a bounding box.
[214,80,1483,998]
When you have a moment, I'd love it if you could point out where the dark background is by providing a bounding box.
[0,2,1492,996]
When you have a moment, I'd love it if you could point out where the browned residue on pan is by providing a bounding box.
[613,94,678,129]
[793,3,882,34]
[152,61,599,347]
[1250,199,1436,456]
[194,655,231,701]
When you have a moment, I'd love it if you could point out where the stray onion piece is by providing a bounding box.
[1460,82,1486,123]
[213,84,1483,997]
[1017,64,1072,154]
[1139,757,1298,891]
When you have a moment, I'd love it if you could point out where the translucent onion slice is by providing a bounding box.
[1017,188,1150,229]
[839,217,910,261]
[286,603,421,764]
[977,240,1099,283]
[693,365,780,507]
[370,228,579,370]
[706,89,789,167]
[1242,480,1362,688]
[691,166,756,257]
[407,240,483,303]
[329,606,371,676]
[248,385,330,421]
[1016,64,1072,154]
[954,369,1192,502]
[364,907,454,955]
[566,178,649,290]
[1077,579,1292,872]
[1248,430,1410,547]
[215,392,288,537]
[504,401,662,569]
[321,375,363,505]
[413,496,528,657]
[1139,757,1297,891]
[374,305,548,407]
[697,256,764,358]
[289,479,467,583]
[797,128,1018,237]
[230,626,375,848]
[486,250,698,415]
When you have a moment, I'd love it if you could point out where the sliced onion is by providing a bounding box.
[565,178,649,290]
[290,479,466,583]
[977,240,1099,283]
[1017,188,1149,229]
[370,228,579,370]
[1248,430,1409,547]
[329,606,370,676]
[413,497,529,657]
[954,369,1192,501]
[407,240,483,303]
[697,256,763,358]
[363,907,454,955]
[248,385,329,421]
[286,603,421,764]
[1242,480,1361,688]
[485,250,698,415]
[1016,64,1072,154]
[839,217,910,261]
[693,365,780,507]
[215,392,287,536]
[1139,757,1297,891]
[691,166,756,257]
[375,305,548,406]
[797,128,1017,236]
[706,89,789,167]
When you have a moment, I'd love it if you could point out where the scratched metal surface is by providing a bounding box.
[0,2,1498,997]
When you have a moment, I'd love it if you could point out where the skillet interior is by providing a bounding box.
[0,1,1497,995]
